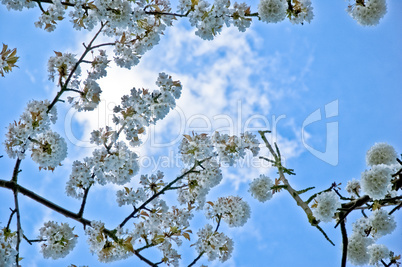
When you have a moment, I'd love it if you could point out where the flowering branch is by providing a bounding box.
[47,22,107,112]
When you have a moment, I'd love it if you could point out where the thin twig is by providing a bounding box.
[118,160,204,228]
[315,224,335,246]
[23,235,46,245]
[133,250,157,267]
[35,0,46,13]
[188,252,205,267]
[6,208,16,230]
[389,201,402,215]
[335,195,371,229]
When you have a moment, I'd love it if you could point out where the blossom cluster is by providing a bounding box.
[311,190,341,223]
[3,99,67,170]
[185,0,252,40]
[342,142,400,266]
[65,160,93,199]
[258,0,314,25]
[131,200,194,266]
[348,142,398,200]
[66,73,181,198]
[347,208,396,265]
[88,141,139,185]
[84,200,194,264]
[177,131,259,208]
[194,224,234,262]
[0,227,18,267]
[66,140,139,199]
[347,0,387,26]
[248,174,274,202]
[51,50,108,112]
[115,171,165,207]
[352,209,396,240]
[205,196,251,227]
[177,159,223,209]
[38,221,78,260]
[85,221,131,263]
[179,131,260,166]
[112,73,182,147]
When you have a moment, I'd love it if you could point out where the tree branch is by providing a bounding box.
[6,208,16,230]
[0,179,92,227]
[335,195,371,228]
[77,184,91,218]
[340,220,348,267]
[12,189,21,266]
[188,252,205,267]
[47,22,107,112]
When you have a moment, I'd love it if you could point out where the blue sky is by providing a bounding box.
[0,1,401,266]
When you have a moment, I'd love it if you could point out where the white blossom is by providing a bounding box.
[369,209,396,239]
[88,142,139,185]
[366,142,397,166]
[212,131,260,166]
[352,217,371,237]
[232,2,252,32]
[85,220,106,253]
[140,170,166,194]
[113,73,182,146]
[179,133,214,165]
[258,0,287,23]
[347,233,374,266]
[361,164,392,200]
[288,0,314,25]
[116,187,147,207]
[1,0,35,11]
[367,244,390,266]
[68,78,102,111]
[131,203,193,253]
[69,0,97,30]
[195,224,233,262]
[249,174,274,202]
[177,159,222,209]
[205,196,251,227]
[85,221,131,262]
[66,160,94,199]
[4,99,57,159]
[346,178,361,198]
[38,221,78,259]
[87,50,109,80]
[312,190,341,223]
[30,130,67,170]
[34,0,65,32]
[47,52,80,81]
[0,227,18,266]
[347,0,387,26]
